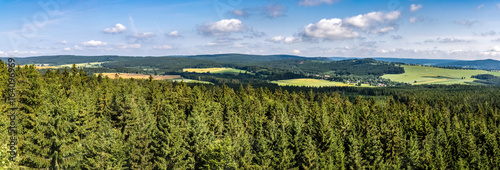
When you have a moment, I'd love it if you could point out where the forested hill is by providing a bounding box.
[5,55,498,71]
[1,54,326,66]
[436,59,500,70]
[0,55,131,65]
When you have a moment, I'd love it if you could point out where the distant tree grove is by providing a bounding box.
[1,62,500,169]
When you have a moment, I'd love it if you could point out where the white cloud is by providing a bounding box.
[74,45,83,50]
[153,45,173,50]
[298,0,338,6]
[410,4,423,12]
[205,42,218,46]
[120,44,142,49]
[481,46,500,56]
[131,32,155,39]
[81,40,107,47]
[167,30,180,37]
[343,11,401,31]
[284,36,302,44]
[267,36,284,42]
[377,26,395,33]
[198,19,245,36]
[104,23,127,34]
[498,3,500,9]
[63,47,71,51]
[292,49,301,54]
[489,46,500,52]
[0,51,4,55]
[61,40,68,44]
[302,18,359,40]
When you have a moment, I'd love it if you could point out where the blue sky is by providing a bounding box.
[1,0,500,60]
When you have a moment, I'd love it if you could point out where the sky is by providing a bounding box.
[1,0,500,60]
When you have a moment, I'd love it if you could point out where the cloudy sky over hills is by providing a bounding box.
[1,0,500,60]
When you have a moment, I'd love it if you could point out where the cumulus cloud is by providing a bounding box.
[492,38,500,42]
[166,30,180,37]
[263,3,286,18]
[131,32,155,39]
[301,11,400,40]
[298,0,338,6]
[267,36,284,42]
[292,49,301,54]
[454,20,478,28]
[376,26,395,34]
[481,46,500,56]
[63,47,71,51]
[120,44,141,49]
[301,18,359,40]
[284,36,302,44]
[343,11,401,31]
[198,19,245,36]
[73,45,83,50]
[61,40,68,44]
[410,4,423,12]
[153,45,173,50]
[104,23,127,34]
[81,40,107,47]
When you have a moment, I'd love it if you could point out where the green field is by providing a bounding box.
[271,78,353,87]
[382,65,500,85]
[183,67,252,75]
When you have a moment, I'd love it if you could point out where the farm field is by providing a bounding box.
[100,73,180,80]
[183,67,251,75]
[382,65,500,85]
[271,78,353,87]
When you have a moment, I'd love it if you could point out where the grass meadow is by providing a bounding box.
[271,78,353,87]
[382,65,500,85]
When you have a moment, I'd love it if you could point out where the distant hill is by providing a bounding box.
[3,54,498,71]
[0,55,135,65]
[372,58,459,66]
[435,59,500,70]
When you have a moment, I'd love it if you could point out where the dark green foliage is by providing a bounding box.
[1,63,500,169]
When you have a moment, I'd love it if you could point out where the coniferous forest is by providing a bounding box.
[1,62,500,169]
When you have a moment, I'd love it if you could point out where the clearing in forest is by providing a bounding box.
[183,67,251,75]
[101,73,181,80]
[382,65,500,85]
[271,78,352,87]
